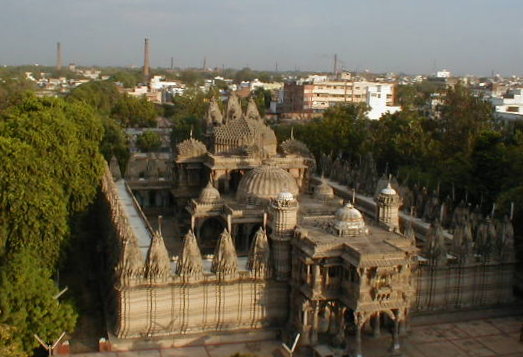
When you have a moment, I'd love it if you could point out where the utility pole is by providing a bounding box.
[34,332,66,357]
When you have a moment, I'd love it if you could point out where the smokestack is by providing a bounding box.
[202,56,207,71]
[333,54,338,79]
[143,38,150,81]
[170,57,174,70]
[56,42,62,71]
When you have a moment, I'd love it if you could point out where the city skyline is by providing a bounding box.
[1,0,522,76]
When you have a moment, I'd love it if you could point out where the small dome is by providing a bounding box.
[236,165,299,206]
[199,182,221,204]
[380,183,397,196]
[333,203,367,237]
[314,180,334,200]
[176,138,207,159]
[277,191,294,202]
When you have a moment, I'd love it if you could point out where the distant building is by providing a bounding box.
[436,69,451,78]
[491,88,523,121]
[282,80,400,119]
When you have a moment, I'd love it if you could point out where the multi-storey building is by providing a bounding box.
[283,80,400,119]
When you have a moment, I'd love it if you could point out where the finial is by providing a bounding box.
[290,127,294,140]
[510,202,514,221]
[190,126,193,138]
[491,202,496,217]
[352,188,356,204]
[388,173,392,184]
[158,215,163,236]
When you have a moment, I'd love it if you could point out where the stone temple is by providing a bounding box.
[99,94,516,356]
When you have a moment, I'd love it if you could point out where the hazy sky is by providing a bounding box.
[1,0,522,75]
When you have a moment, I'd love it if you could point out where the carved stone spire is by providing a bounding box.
[211,229,238,278]
[226,93,241,122]
[245,97,261,121]
[206,96,223,128]
[247,227,271,277]
[176,230,203,281]
[403,219,416,246]
[116,234,144,282]
[145,230,171,281]
[110,156,122,181]
[424,219,447,264]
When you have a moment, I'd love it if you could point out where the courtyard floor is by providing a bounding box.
[69,315,523,357]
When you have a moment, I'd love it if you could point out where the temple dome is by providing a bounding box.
[199,182,222,204]
[236,165,299,206]
[333,203,368,237]
[380,183,397,196]
[314,179,334,200]
[176,138,207,159]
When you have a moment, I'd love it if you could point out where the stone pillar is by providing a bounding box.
[334,306,345,345]
[311,301,319,345]
[391,311,401,355]
[312,264,321,296]
[355,324,363,357]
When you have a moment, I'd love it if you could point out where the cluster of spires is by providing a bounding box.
[117,223,271,284]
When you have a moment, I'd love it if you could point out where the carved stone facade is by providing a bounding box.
[100,97,516,356]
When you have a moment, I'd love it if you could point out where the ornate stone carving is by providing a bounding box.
[247,227,271,277]
[176,230,203,281]
[211,229,238,278]
[145,230,171,281]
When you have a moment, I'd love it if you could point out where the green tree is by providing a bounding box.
[136,130,162,152]
[0,250,77,355]
[0,324,26,357]
[111,94,158,127]
[68,81,120,115]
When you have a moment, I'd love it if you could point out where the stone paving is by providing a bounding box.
[69,315,523,357]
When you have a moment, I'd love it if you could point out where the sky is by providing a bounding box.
[1,0,522,76]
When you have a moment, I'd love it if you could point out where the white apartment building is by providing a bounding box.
[295,81,399,119]
[491,88,523,122]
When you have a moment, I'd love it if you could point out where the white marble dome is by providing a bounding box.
[380,183,397,196]
[333,203,367,237]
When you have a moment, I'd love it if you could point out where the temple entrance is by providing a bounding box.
[229,170,244,193]
[198,217,225,255]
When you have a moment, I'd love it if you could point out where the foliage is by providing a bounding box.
[68,81,120,115]
[0,94,105,355]
[0,324,26,357]
[109,70,143,88]
[0,250,77,355]
[168,88,211,144]
[100,117,130,173]
[111,94,159,127]
[252,87,272,116]
[136,130,162,152]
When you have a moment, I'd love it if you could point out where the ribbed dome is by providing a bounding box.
[176,138,207,159]
[333,203,367,237]
[236,165,299,206]
[380,183,397,196]
[199,182,222,204]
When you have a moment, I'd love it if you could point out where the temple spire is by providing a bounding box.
[145,230,171,280]
[116,233,144,281]
[211,229,238,278]
[177,230,203,281]
[247,227,271,277]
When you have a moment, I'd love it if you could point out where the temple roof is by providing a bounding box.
[176,230,203,279]
[176,137,207,159]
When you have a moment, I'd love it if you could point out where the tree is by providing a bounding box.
[111,94,159,128]
[68,81,120,115]
[0,324,25,357]
[136,130,162,152]
[0,250,77,355]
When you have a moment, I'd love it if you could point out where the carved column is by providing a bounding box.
[391,310,401,355]
[311,301,319,345]
[312,264,321,296]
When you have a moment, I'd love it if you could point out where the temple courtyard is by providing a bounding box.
[70,314,523,357]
